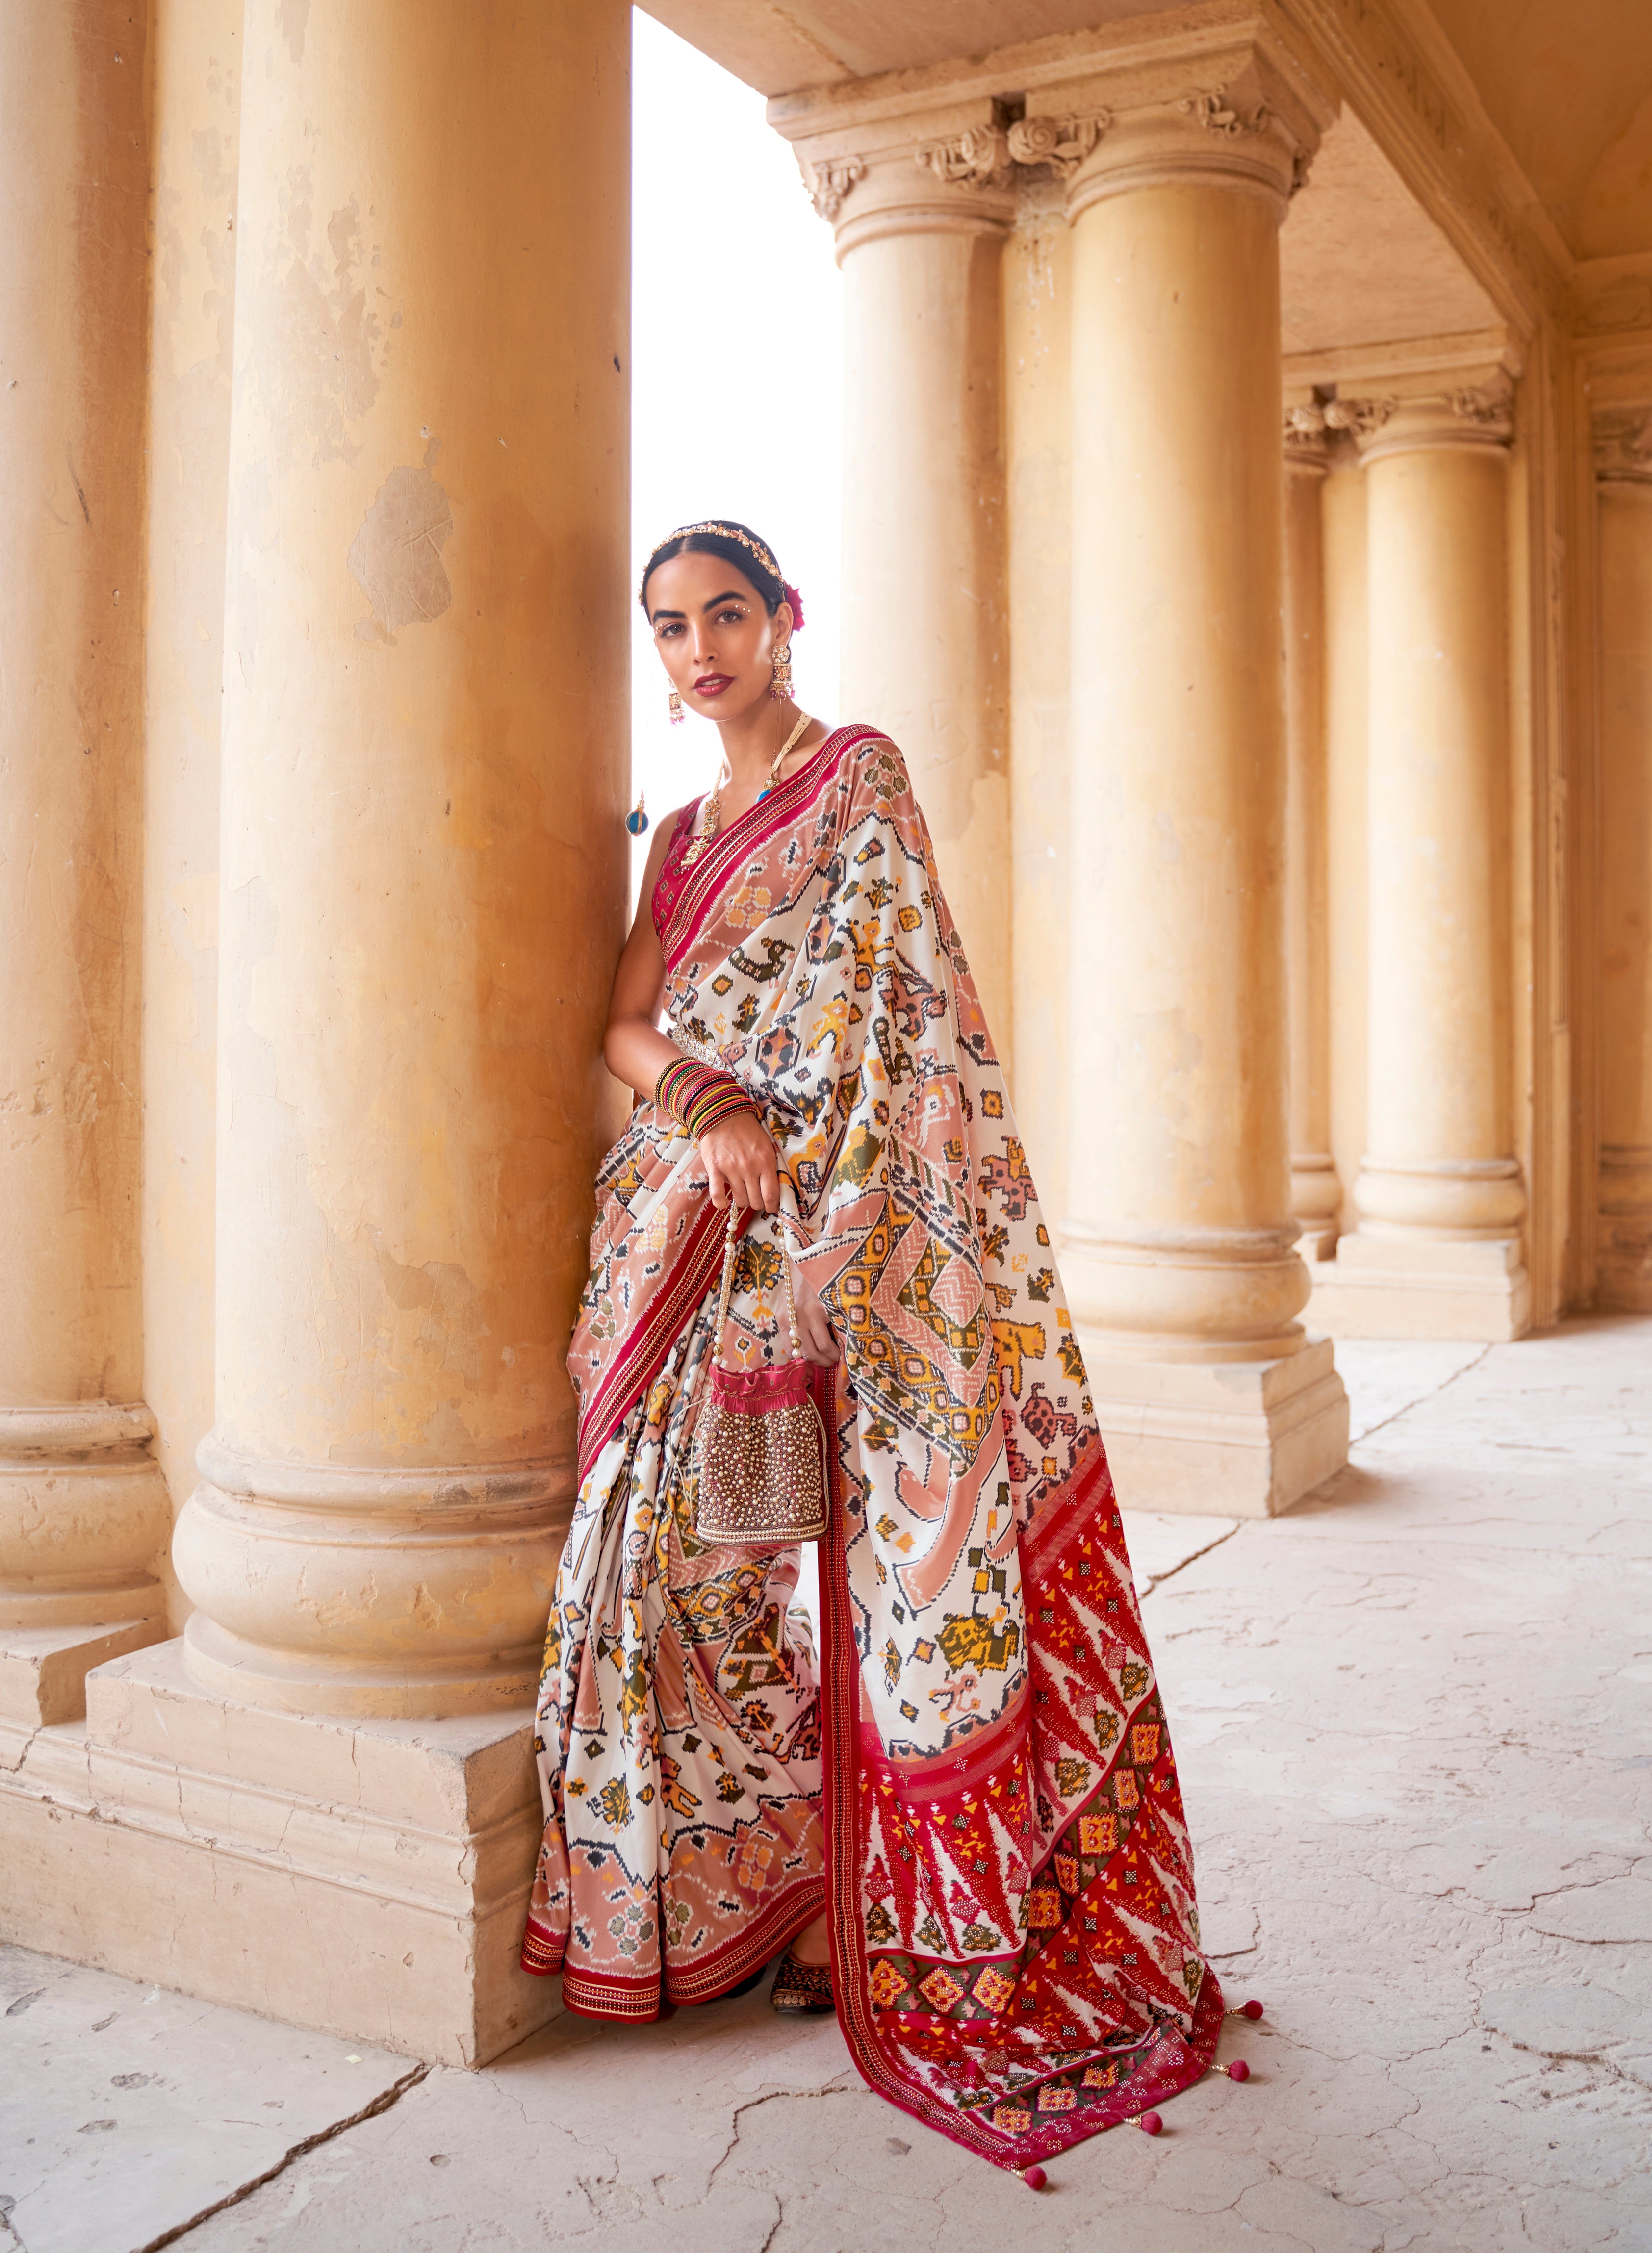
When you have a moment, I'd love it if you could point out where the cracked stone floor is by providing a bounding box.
[3,1318,1649,2253]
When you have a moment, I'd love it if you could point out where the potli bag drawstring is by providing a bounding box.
[691,1198,828,1547]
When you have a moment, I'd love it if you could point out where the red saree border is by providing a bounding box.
[537,1876,824,2022]
[818,1363,1224,2174]
[659,725,887,976]
[575,1196,746,1486]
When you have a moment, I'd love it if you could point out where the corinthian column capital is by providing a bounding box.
[1053,34,1332,224]
[790,100,1018,258]
[1334,358,1517,465]
[1593,401,1652,486]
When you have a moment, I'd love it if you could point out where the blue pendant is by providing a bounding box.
[625,798,649,836]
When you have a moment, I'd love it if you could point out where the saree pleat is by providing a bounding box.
[523,724,1220,2167]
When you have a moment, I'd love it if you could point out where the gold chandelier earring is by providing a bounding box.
[769,642,793,700]
[668,687,684,725]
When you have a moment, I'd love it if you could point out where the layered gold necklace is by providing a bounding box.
[682,710,812,866]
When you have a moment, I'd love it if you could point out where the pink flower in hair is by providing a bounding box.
[782,581,805,631]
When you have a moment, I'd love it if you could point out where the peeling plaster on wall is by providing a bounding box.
[276,0,309,68]
[347,464,455,643]
[260,177,387,471]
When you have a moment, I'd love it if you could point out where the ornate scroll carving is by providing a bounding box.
[1593,405,1652,485]
[803,157,865,223]
[1284,403,1329,456]
[1006,114,1109,180]
[914,125,1006,189]
[1178,86,1270,138]
[1447,377,1513,427]
[1323,396,1394,439]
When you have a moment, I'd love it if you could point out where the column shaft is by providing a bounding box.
[1322,451,1370,1243]
[0,3,170,1694]
[173,0,631,1718]
[1006,193,1072,1212]
[833,145,1011,1044]
[1319,380,1529,1340]
[1596,469,1652,1308]
[1283,431,1340,1257]
[142,0,241,1618]
[1359,426,1523,1233]
[1067,181,1299,1351]
[1057,62,1347,1516]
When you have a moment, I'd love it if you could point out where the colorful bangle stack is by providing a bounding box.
[654,1056,757,1141]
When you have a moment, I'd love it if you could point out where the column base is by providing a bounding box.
[1597,1148,1652,1310]
[1082,1335,1349,1518]
[0,1616,166,1728]
[0,1639,559,2068]
[1307,1233,1530,1340]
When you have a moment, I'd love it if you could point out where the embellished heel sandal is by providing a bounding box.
[769,1947,835,2015]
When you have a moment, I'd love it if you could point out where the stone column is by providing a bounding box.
[1321,441,1371,1246]
[1057,49,1349,1516]
[141,0,241,1621]
[0,4,171,1735]
[1330,371,1529,1338]
[1006,181,1073,1212]
[1283,406,1341,1259]
[170,0,631,1723]
[792,111,1014,1045]
[1594,403,1652,1309]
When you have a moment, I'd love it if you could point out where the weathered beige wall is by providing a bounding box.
[142,0,241,1629]
[1005,193,1071,1208]
[1322,447,1369,1241]
[0,3,171,1640]
[1596,476,1652,1306]
[172,0,631,1717]
[840,222,1011,1047]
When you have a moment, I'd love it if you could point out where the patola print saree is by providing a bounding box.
[522,724,1222,2171]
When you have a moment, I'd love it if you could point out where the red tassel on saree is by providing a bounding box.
[522,725,1219,2168]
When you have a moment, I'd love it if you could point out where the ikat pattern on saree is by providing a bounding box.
[523,725,1217,2163]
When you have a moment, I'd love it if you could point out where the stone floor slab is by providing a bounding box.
[3,1319,1649,2252]
[0,1949,412,2253]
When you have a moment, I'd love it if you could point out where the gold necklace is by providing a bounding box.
[684,712,811,864]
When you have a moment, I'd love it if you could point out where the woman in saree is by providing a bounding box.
[521,522,1231,2178]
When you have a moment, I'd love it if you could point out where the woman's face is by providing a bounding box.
[644,550,793,725]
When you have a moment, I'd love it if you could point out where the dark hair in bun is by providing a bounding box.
[640,521,803,629]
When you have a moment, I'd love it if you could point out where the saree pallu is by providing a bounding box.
[523,723,1221,2170]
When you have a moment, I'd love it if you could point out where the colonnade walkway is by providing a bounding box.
[4,1318,1647,2253]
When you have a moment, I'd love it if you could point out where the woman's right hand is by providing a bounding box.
[700,1112,781,1213]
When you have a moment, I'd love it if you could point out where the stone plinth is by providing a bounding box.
[0,1642,557,2069]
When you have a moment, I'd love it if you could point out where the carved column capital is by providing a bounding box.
[801,156,865,224]
[790,109,1018,256]
[1284,402,1332,472]
[773,25,1333,251]
[1055,39,1331,225]
[1593,403,1652,486]
[1344,368,1515,466]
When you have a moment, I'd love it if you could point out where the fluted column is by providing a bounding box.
[1056,47,1348,1515]
[1594,403,1652,1309]
[1331,371,1528,1338]
[1283,406,1341,1258]
[172,0,631,1718]
[0,4,171,1720]
[792,113,1013,1043]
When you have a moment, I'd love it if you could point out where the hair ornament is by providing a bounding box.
[782,581,805,631]
[641,520,784,601]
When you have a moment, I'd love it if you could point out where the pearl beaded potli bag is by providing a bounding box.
[692,1203,828,1547]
